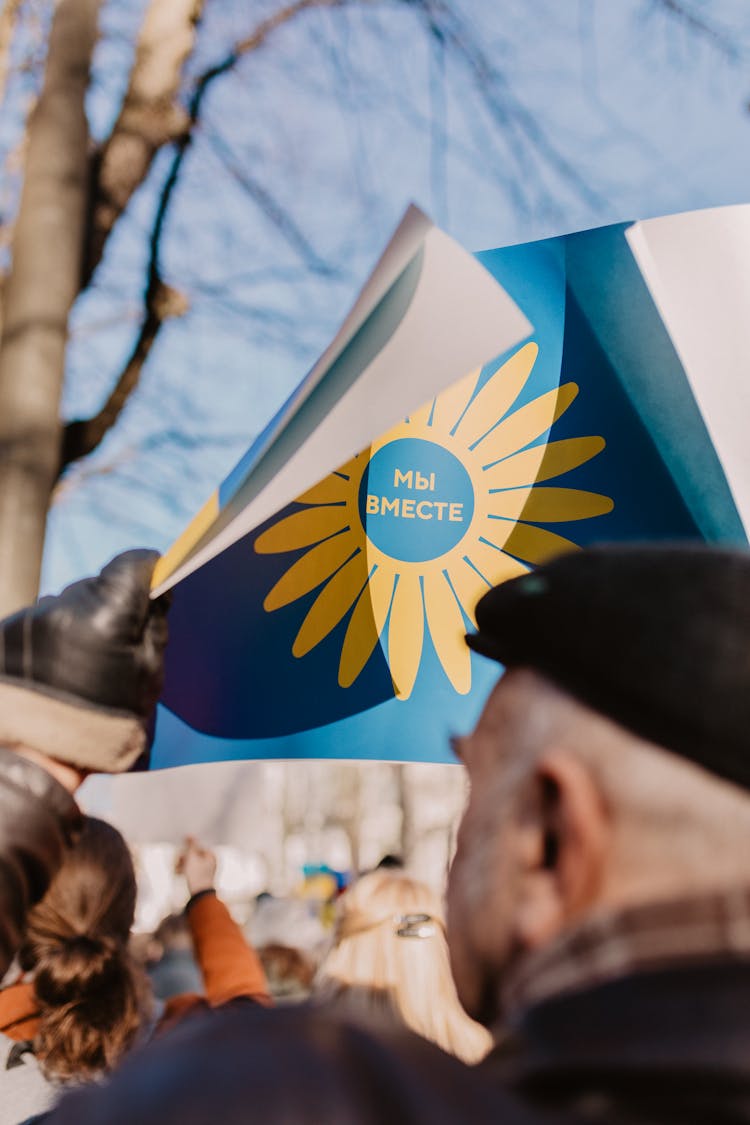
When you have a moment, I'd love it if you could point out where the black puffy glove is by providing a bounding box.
[0,550,170,772]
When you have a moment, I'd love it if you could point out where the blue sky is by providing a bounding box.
[20,0,750,592]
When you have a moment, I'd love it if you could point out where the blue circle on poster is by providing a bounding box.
[359,437,474,562]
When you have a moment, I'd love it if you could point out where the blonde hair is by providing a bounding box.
[314,871,491,1063]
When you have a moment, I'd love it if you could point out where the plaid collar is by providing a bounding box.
[502,886,750,1022]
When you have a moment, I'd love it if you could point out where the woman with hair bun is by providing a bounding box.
[313,870,492,1064]
[0,818,270,1121]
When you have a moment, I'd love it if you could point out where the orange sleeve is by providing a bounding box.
[0,980,40,1040]
[186,891,271,1007]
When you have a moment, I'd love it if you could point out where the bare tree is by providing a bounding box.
[0,0,204,612]
[0,0,745,614]
[0,0,363,612]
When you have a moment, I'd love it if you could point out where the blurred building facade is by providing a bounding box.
[81,761,466,931]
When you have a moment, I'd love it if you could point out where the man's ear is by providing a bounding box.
[514,751,610,950]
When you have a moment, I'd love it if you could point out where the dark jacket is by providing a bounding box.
[484,959,750,1123]
[0,749,80,979]
[44,1002,538,1125]
[43,955,750,1124]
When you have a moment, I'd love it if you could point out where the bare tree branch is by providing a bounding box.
[62,0,349,471]
[205,127,338,275]
[647,0,741,60]
[63,0,612,478]
[54,426,246,506]
[231,0,349,63]
[416,0,605,210]
[60,279,187,467]
[83,0,205,285]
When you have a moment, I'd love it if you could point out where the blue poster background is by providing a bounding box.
[153,224,743,769]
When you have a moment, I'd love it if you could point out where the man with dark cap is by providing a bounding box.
[0,550,168,977]
[36,542,750,1124]
[448,543,750,1120]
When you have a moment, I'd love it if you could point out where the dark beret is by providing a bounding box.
[466,543,750,790]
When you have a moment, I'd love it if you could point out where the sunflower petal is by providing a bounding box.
[296,474,352,506]
[447,549,528,626]
[263,532,358,611]
[388,571,424,700]
[455,343,538,447]
[423,570,471,694]
[501,522,579,565]
[255,506,349,554]
[334,454,362,480]
[474,382,579,464]
[338,566,395,688]
[463,539,530,584]
[446,559,492,627]
[431,367,479,436]
[292,553,369,658]
[405,396,435,429]
[488,487,613,523]
[483,436,605,488]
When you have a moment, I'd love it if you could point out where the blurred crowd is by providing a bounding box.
[0,543,749,1123]
[0,815,490,1122]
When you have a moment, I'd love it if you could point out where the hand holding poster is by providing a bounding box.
[151,203,747,771]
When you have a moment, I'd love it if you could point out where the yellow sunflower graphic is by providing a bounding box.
[254,342,612,700]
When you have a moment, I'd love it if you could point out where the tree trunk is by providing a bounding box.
[0,0,99,615]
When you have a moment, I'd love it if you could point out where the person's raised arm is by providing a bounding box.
[177,837,271,1007]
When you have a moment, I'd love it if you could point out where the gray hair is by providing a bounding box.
[504,670,750,898]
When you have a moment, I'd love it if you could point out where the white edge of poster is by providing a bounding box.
[626,204,750,538]
[238,204,435,482]
[153,223,531,595]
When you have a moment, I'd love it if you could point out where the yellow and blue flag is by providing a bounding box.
[151,209,747,769]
